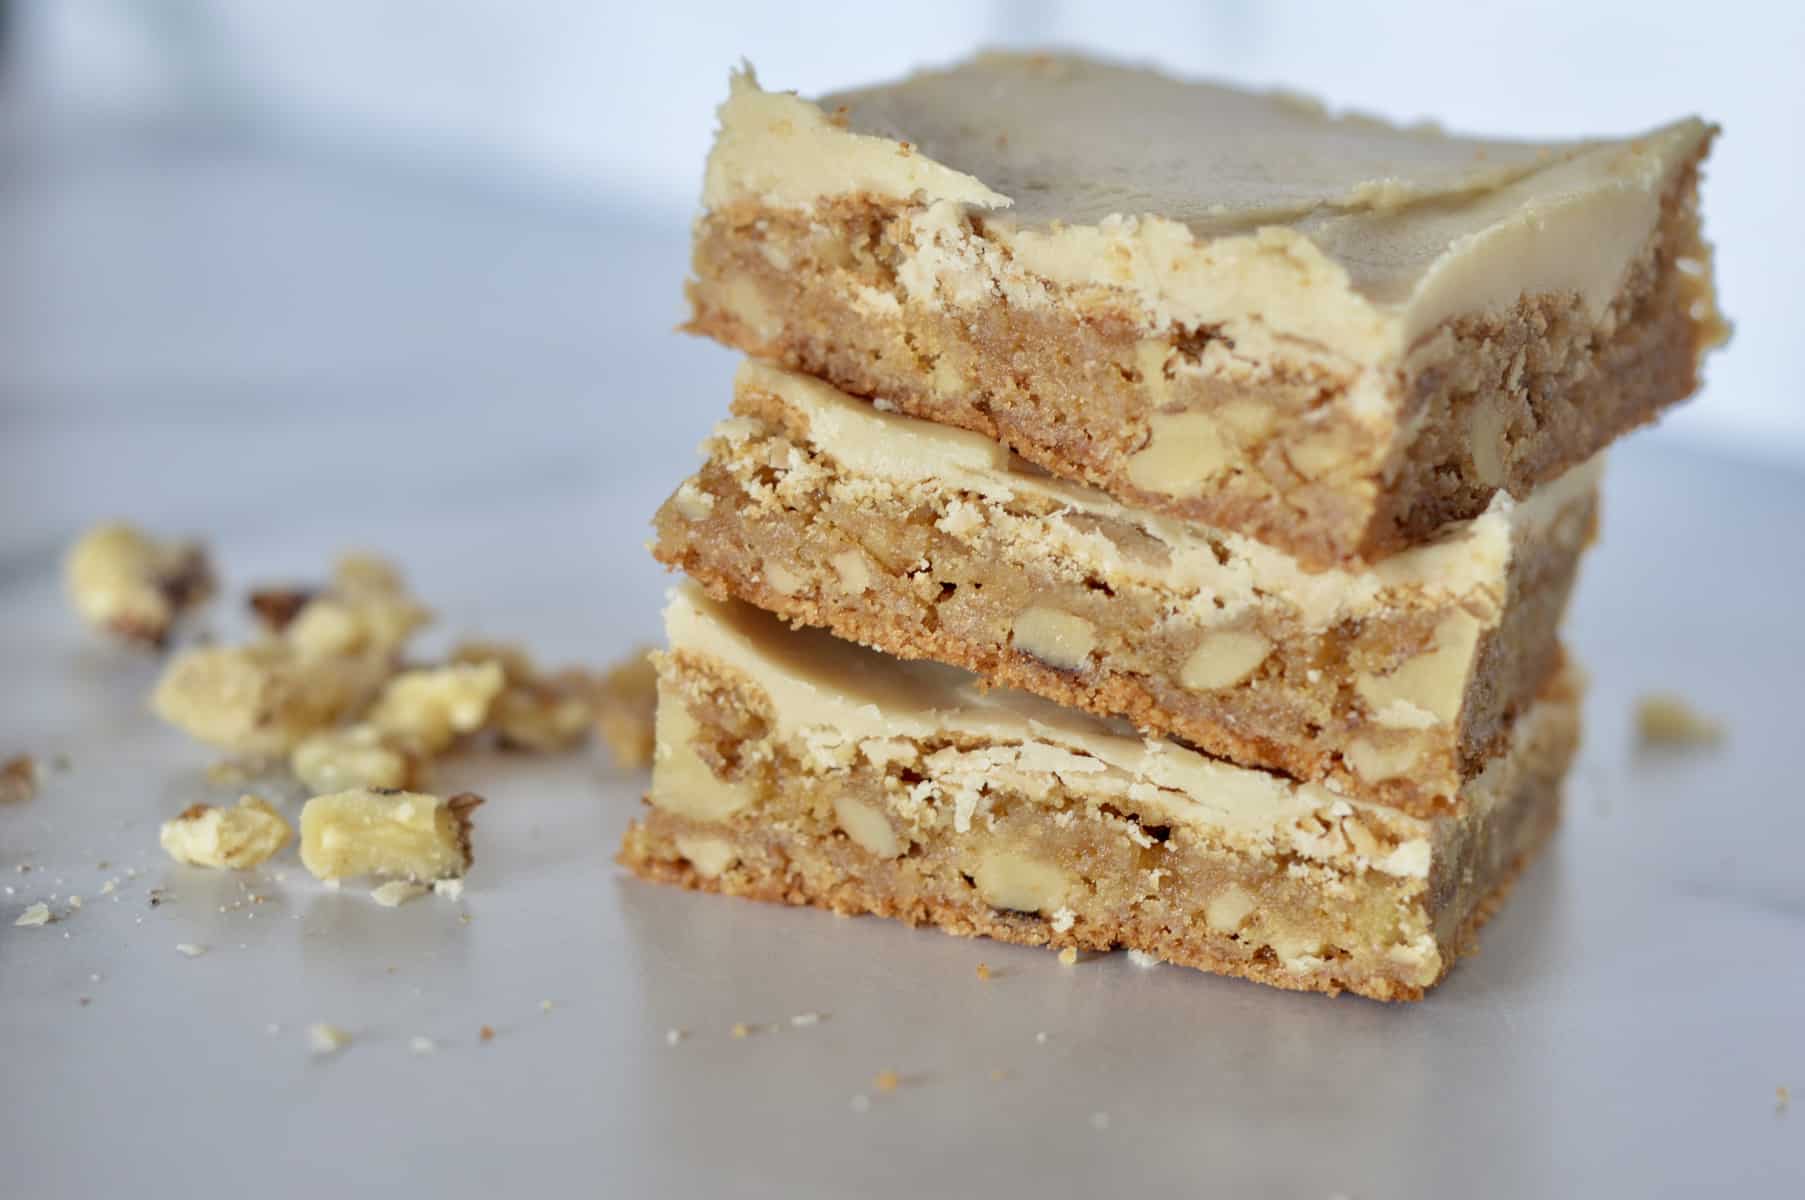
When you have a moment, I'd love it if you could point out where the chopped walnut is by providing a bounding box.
[64,522,214,647]
[1636,694,1725,747]
[594,648,657,769]
[370,662,506,755]
[151,640,392,756]
[290,724,415,793]
[450,642,599,753]
[247,587,317,633]
[159,795,293,869]
[298,788,482,882]
[1,755,38,804]
[153,556,430,756]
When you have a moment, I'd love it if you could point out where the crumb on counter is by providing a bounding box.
[307,1023,350,1056]
[13,901,51,928]
[873,1070,900,1093]
[1,755,38,804]
[1058,946,1079,966]
[1635,693,1724,747]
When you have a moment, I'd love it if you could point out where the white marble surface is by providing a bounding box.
[2,127,1801,1198]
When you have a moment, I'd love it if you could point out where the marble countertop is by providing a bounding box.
[2,124,1799,1198]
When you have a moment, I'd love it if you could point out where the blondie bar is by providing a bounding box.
[688,54,1722,566]
[619,586,1579,1001]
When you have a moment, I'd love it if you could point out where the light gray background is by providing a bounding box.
[2,93,1801,1200]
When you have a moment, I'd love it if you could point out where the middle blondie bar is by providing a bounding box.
[655,361,1598,812]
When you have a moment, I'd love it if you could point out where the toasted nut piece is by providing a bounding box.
[160,795,293,869]
[299,788,481,882]
[1636,694,1724,746]
[291,724,415,793]
[595,649,657,769]
[370,662,506,756]
[152,640,392,756]
[153,642,382,756]
[1,754,38,804]
[247,587,317,633]
[491,672,597,752]
[64,522,215,647]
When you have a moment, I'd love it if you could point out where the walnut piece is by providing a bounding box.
[451,641,601,753]
[64,522,215,647]
[151,640,392,756]
[152,555,429,755]
[369,662,506,756]
[290,724,415,793]
[1,754,38,804]
[594,648,657,769]
[298,788,481,882]
[160,795,293,869]
[1636,693,1725,747]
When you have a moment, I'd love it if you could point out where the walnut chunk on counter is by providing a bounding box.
[369,662,506,755]
[290,724,416,793]
[246,587,317,633]
[1636,693,1725,747]
[160,795,293,869]
[299,788,481,882]
[64,522,215,647]
[451,641,598,753]
[151,640,392,756]
[1,754,38,803]
[594,648,657,769]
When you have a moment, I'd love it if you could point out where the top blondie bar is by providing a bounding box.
[688,53,1724,567]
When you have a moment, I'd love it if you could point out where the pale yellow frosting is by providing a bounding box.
[704,54,1711,365]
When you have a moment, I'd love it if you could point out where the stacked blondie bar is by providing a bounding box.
[619,54,1724,999]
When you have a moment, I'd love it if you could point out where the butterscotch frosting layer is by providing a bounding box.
[620,586,1580,1001]
[655,361,1596,810]
[690,54,1723,565]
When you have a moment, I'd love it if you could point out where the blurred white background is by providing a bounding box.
[5,0,1800,465]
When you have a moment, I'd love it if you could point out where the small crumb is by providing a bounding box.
[89,972,101,982]
[1635,693,1725,747]
[975,962,991,981]
[1090,1111,1111,1131]
[539,1000,554,1013]
[874,1070,899,1093]
[1126,948,1163,968]
[79,996,92,1007]
[370,880,427,908]
[432,878,464,901]
[99,879,118,895]
[307,1023,350,1056]
[1,754,39,803]
[67,895,82,909]
[1779,1085,1791,1113]
[990,1068,1010,1081]
[409,1036,437,1055]
[850,1094,871,1113]
[479,1025,495,1043]
[789,1012,822,1028]
[175,943,207,957]
[1058,946,1078,966]
[1034,1031,1050,1045]
[730,1022,751,1039]
[14,902,52,927]
[664,1028,686,1047]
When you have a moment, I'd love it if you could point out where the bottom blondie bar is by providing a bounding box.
[619,586,1579,1001]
